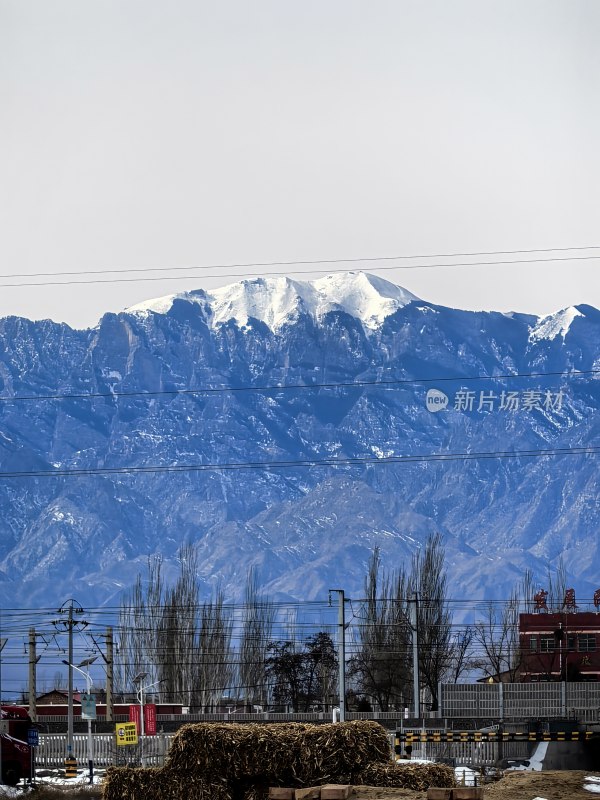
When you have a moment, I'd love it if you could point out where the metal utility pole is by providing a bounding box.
[54,600,85,758]
[329,589,346,722]
[29,628,40,723]
[105,627,114,723]
[90,627,114,722]
[67,604,74,757]
[411,592,420,720]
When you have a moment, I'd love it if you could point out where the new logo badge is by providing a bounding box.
[426,388,449,412]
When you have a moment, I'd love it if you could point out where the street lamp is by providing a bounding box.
[132,673,161,767]
[63,657,97,784]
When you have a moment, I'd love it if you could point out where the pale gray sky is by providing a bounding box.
[1,0,599,329]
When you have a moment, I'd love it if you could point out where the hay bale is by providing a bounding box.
[166,721,390,787]
[103,765,231,800]
[104,721,393,800]
[356,762,456,791]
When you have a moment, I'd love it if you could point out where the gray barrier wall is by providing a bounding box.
[440,682,600,721]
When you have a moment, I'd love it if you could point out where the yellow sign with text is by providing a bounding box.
[115,722,138,746]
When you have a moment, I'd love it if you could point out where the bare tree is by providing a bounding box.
[547,558,568,612]
[473,598,518,682]
[445,627,477,683]
[157,543,200,706]
[349,548,412,711]
[239,566,275,709]
[118,543,233,710]
[196,588,233,711]
[410,533,453,712]
[117,555,164,693]
[473,570,532,682]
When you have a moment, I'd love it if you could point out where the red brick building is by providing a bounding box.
[519,612,600,682]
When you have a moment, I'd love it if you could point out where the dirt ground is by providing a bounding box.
[19,772,600,800]
[353,771,600,800]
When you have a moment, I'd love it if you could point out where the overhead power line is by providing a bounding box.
[1,245,599,279]
[0,368,596,404]
[0,445,597,480]
[1,250,600,289]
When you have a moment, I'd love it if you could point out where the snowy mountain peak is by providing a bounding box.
[126,272,419,331]
[529,306,584,342]
[312,272,419,328]
[209,276,318,331]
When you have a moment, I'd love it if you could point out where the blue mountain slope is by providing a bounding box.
[0,274,597,608]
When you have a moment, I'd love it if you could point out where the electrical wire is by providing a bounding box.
[0,367,596,404]
[1,245,599,280]
[2,253,600,289]
[0,445,595,480]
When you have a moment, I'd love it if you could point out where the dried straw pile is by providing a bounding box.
[103,721,447,800]
[357,762,456,790]
[166,720,390,786]
[103,766,230,800]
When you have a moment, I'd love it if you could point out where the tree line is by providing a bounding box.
[116,537,570,713]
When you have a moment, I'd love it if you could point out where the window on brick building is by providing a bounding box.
[578,634,597,652]
[540,635,555,653]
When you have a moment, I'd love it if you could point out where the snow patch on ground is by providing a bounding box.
[585,776,600,793]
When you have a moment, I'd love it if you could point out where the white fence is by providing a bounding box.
[35,733,174,769]
[31,683,600,769]
[35,731,508,770]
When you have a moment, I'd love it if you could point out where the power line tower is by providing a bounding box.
[53,600,87,758]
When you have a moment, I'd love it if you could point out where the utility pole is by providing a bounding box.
[29,628,39,723]
[105,627,114,723]
[67,604,74,757]
[90,627,114,722]
[54,600,86,758]
[329,589,346,722]
[411,592,420,720]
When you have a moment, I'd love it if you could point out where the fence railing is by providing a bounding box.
[394,729,528,766]
[29,682,600,769]
[440,682,600,721]
[35,730,518,770]
[35,733,175,769]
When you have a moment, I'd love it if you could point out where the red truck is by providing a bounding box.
[0,706,33,786]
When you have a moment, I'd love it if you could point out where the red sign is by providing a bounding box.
[129,704,141,733]
[128,704,157,735]
[144,703,157,736]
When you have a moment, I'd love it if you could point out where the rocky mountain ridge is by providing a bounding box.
[0,272,598,608]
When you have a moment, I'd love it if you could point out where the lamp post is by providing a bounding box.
[63,657,97,784]
[132,673,161,767]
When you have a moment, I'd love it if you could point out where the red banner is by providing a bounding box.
[144,703,157,736]
[128,704,141,733]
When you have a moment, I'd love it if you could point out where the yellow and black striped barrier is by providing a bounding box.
[64,756,78,778]
[395,730,592,747]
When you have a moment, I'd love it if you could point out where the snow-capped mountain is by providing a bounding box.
[127,272,419,331]
[0,272,598,609]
